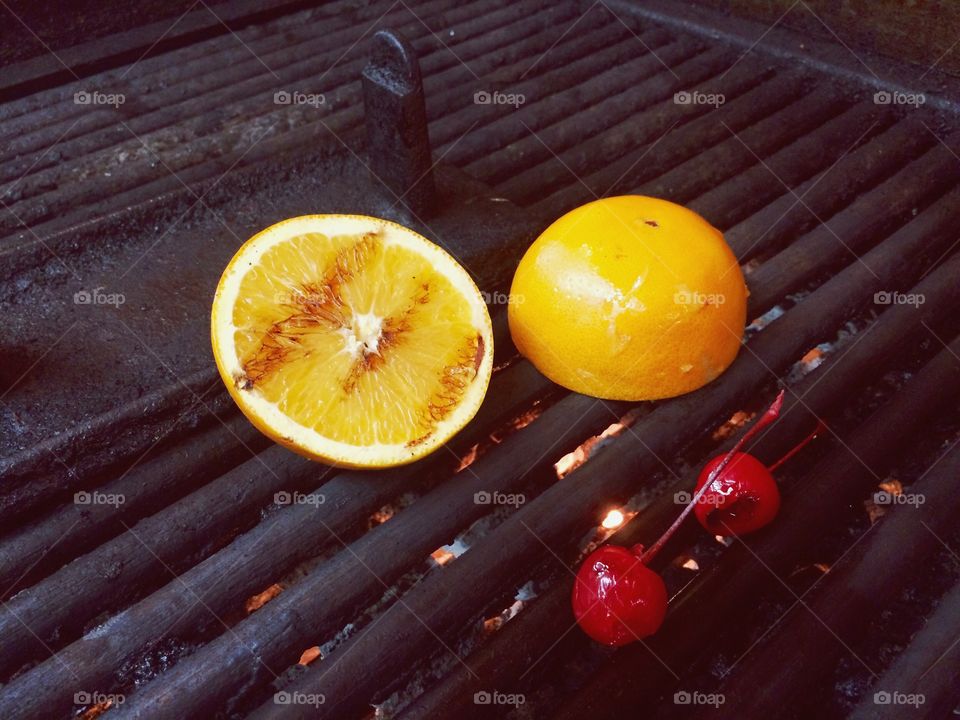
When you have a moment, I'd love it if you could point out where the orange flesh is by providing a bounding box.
[230,229,483,447]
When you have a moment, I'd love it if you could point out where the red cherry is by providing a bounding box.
[572,391,791,646]
[572,392,826,645]
[693,452,780,536]
[572,544,667,646]
[692,418,825,536]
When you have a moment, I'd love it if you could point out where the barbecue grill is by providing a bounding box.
[2,1,960,718]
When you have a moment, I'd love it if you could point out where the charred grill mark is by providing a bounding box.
[382,282,430,342]
[405,332,481,447]
[238,329,306,388]
[341,282,430,394]
[240,232,380,388]
[405,433,431,448]
[473,334,485,372]
[342,349,385,394]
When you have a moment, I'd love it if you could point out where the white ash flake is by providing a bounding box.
[85,611,125,639]
[429,537,469,567]
[515,580,537,602]
[482,581,541,633]
[785,317,870,385]
[484,599,525,632]
[747,304,785,334]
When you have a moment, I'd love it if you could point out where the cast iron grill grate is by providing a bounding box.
[1,1,959,719]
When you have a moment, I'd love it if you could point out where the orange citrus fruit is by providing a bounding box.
[508,196,746,401]
[211,215,493,468]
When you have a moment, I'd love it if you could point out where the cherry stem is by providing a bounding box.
[766,419,827,473]
[640,390,785,565]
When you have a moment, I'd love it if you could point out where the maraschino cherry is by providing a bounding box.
[571,543,668,647]
[573,391,796,646]
[693,412,824,536]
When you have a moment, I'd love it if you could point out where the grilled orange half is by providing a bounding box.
[211,215,493,468]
